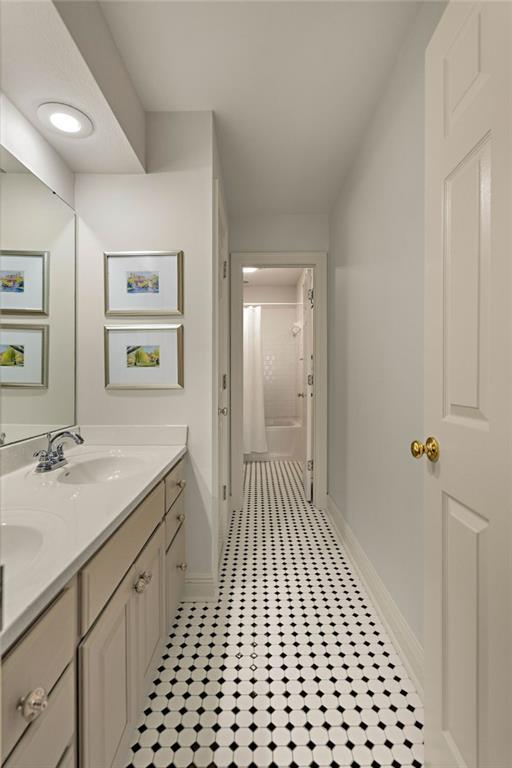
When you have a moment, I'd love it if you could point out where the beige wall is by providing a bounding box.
[328,2,444,643]
[75,111,216,582]
[230,213,329,253]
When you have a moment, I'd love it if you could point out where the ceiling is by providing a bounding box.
[0,1,144,173]
[100,1,420,216]
[243,267,303,286]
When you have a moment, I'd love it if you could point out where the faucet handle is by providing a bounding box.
[33,449,50,460]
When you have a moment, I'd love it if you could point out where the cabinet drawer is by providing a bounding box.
[165,491,185,549]
[2,582,76,760]
[164,459,185,511]
[4,664,75,768]
[166,523,186,631]
[80,482,164,635]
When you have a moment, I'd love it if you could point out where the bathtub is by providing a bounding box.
[245,418,303,462]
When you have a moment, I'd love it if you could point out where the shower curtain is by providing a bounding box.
[243,306,268,454]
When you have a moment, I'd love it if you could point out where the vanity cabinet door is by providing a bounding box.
[3,664,75,768]
[133,524,166,695]
[166,523,186,631]
[79,565,138,768]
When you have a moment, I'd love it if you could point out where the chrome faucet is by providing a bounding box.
[33,430,84,473]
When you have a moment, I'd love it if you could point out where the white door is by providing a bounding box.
[302,269,314,501]
[423,4,512,767]
[216,180,230,558]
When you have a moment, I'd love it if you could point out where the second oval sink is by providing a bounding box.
[58,456,145,485]
[1,523,44,579]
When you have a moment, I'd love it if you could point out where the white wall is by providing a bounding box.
[75,111,216,585]
[328,2,444,644]
[230,213,329,252]
[0,93,74,207]
[1,172,75,439]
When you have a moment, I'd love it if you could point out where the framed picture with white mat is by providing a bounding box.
[104,324,183,389]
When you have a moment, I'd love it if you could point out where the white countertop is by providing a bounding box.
[0,443,187,654]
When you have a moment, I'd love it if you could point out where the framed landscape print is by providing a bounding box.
[104,324,184,389]
[0,324,49,388]
[104,251,184,316]
[0,250,49,316]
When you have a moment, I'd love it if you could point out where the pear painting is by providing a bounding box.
[126,345,160,367]
[0,344,24,366]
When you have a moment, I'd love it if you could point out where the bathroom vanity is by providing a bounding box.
[1,445,188,768]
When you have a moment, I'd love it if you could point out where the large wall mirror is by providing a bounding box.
[0,147,75,446]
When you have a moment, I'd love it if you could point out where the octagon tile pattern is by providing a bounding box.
[125,461,424,768]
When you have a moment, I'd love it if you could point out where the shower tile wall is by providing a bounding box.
[243,284,300,422]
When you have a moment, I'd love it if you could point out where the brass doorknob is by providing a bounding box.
[410,436,440,463]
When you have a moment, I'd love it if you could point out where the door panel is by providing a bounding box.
[135,525,165,694]
[443,494,488,768]
[302,269,314,501]
[216,180,230,557]
[424,3,512,767]
[444,136,490,424]
[166,524,186,631]
[79,568,137,768]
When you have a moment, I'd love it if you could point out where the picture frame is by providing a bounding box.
[0,250,49,316]
[104,324,184,389]
[104,251,184,316]
[0,324,49,388]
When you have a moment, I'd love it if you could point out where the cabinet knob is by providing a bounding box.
[177,513,185,523]
[17,687,48,723]
[142,570,152,585]
[177,562,188,572]
[134,576,147,593]
[176,479,186,490]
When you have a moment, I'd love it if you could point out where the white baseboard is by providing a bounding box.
[183,573,218,601]
[327,496,424,699]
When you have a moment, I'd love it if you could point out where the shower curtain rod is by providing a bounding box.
[243,302,297,306]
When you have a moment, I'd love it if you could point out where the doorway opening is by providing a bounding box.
[230,252,327,514]
[242,266,314,500]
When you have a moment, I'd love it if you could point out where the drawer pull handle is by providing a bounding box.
[177,513,185,523]
[176,480,186,490]
[17,687,48,723]
[134,576,147,593]
[177,562,188,572]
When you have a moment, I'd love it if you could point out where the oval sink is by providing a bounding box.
[1,523,44,579]
[58,456,145,485]
[0,508,66,584]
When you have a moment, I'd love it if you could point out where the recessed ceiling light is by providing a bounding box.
[243,267,258,274]
[37,102,93,138]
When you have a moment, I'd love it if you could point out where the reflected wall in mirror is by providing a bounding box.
[0,147,76,446]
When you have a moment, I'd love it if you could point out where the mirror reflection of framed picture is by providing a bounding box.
[0,250,49,316]
[104,251,184,316]
[0,324,49,388]
[104,324,184,389]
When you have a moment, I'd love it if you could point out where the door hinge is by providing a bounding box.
[222,484,227,501]
[307,459,314,471]
[307,373,314,386]
[223,260,228,279]
[307,288,314,307]
[222,373,228,390]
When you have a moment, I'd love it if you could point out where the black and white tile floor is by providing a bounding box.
[126,461,424,768]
